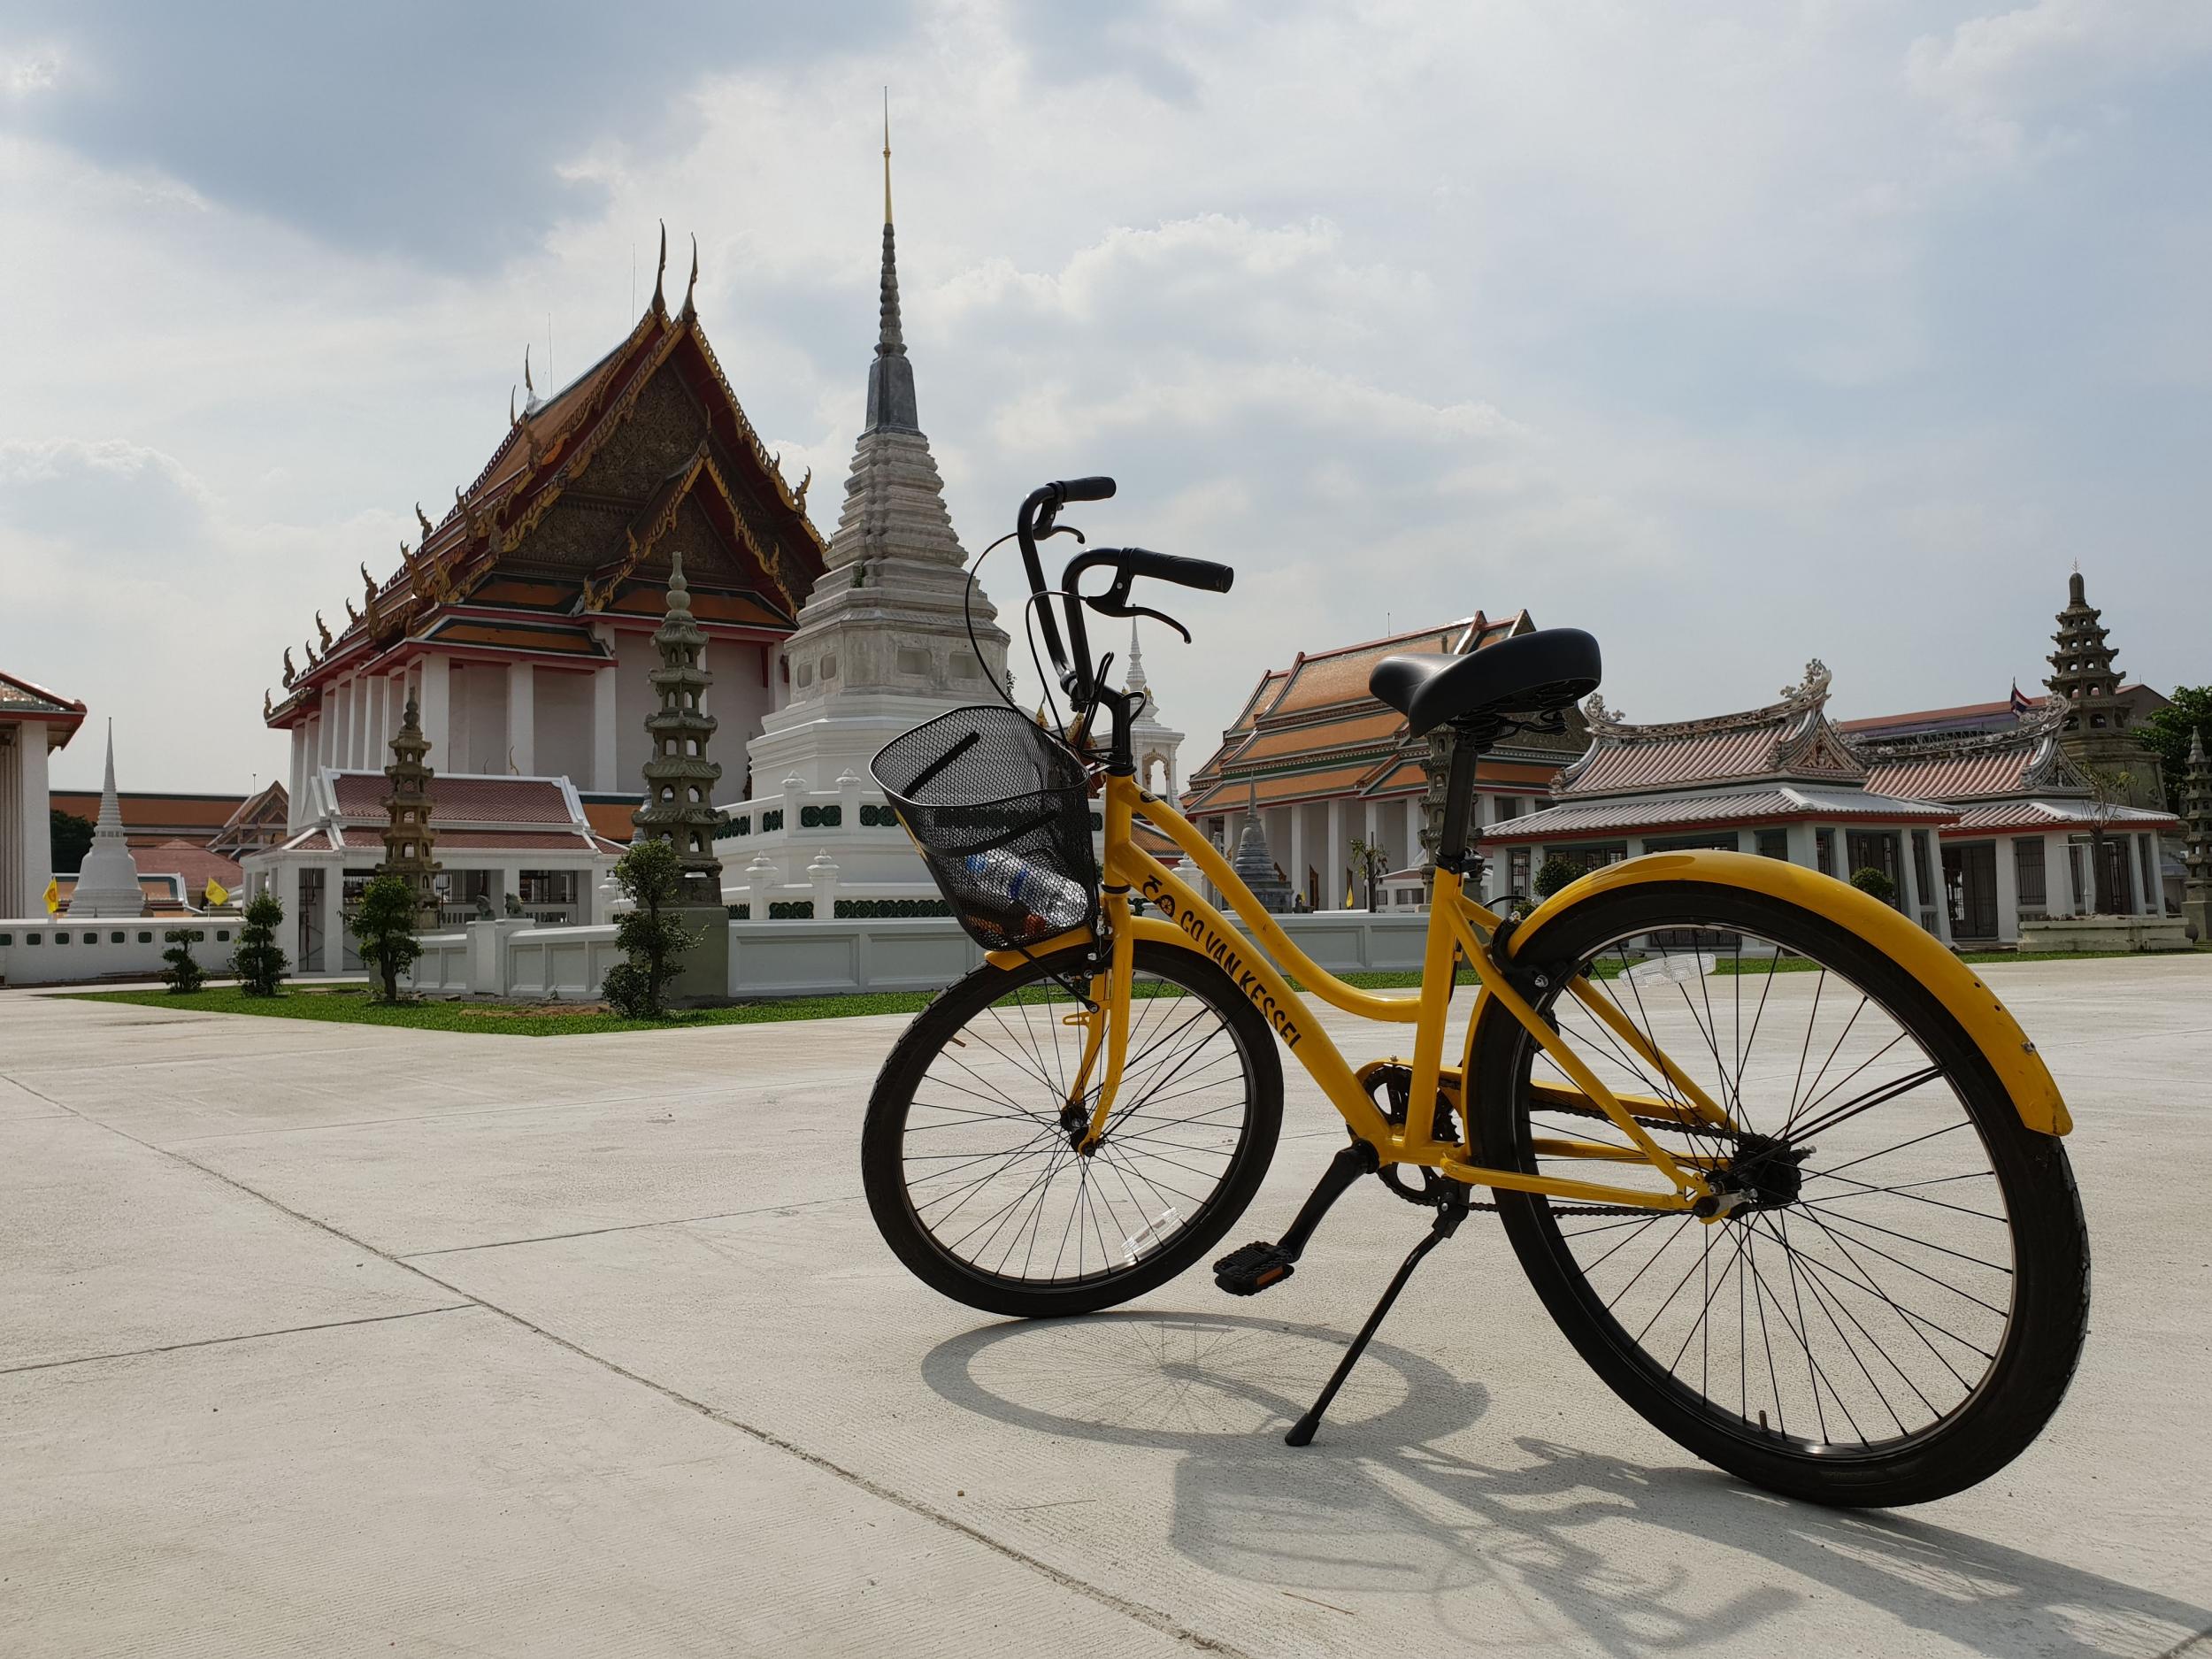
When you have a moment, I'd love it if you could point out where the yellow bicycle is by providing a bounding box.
[865,476,2089,1507]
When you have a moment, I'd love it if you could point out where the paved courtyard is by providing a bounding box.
[4,955,2209,1657]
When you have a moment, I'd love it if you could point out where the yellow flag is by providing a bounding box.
[204,876,231,908]
[42,877,60,916]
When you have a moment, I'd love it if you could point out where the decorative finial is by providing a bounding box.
[1584,691,1623,729]
[345,597,360,625]
[667,546,687,598]
[510,384,518,427]
[883,88,894,225]
[415,501,434,541]
[682,233,699,319]
[264,689,273,720]
[524,345,534,401]
[794,465,811,512]
[281,647,296,687]
[652,219,667,314]
[315,611,333,650]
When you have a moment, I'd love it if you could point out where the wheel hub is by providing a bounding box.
[1716,1132,1810,1211]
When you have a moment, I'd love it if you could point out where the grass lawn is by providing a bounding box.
[65,946,2189,1037]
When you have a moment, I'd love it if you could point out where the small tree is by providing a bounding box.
[1348,836,1389,912]
[603,838,703,1018]
[1534,855,1581,901]
[2079,762,2131,914]
[1850,866,1897,904]
[2139,688,2212,815]
[229,889,288,996]
[350,873,423,1003]
[161,927,206,994]
[49,809,94,875]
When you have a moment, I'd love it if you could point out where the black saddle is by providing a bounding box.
[1370,628,1602,737]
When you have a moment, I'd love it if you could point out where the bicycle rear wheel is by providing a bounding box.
[1471,880,2090,1507]
[863,941,1283,1317]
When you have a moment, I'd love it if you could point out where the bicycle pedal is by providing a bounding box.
[1213,1241,1296,1296]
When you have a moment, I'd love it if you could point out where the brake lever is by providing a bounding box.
[1038,523,1087,543]
[1092,600,1192,643]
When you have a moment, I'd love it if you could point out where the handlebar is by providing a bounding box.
[1013,476,1233,713]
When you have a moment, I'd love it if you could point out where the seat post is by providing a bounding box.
[1434,722,1492,873]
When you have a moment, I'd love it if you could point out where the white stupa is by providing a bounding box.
[741,119,1010,795]
[1125,621,1186,800]
[718,117,1012,909]
[69,722,145,917]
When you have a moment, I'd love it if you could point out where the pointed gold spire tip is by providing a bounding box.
[882,88,893,226]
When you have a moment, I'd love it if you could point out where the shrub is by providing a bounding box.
[350,874,424,1004]
[161,927,206,994]
[605,839,703,1018]
[1849,866,1897,904]
[229,890,289,996]
[1533,855,1581,900]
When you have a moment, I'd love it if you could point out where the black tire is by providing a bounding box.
[1471,880,2090,1507]
[863,941,1284,1317]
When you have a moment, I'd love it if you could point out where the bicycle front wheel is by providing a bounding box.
[1471,879,2090,1507]
[862,941,1284,1317]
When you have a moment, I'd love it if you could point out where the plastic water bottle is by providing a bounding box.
[962,849,1090,938]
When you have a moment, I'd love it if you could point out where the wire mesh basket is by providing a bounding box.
[872,705,1101,953]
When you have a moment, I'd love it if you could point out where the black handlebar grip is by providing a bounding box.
[1118,547,1234,593]
[1051,476,1118,503]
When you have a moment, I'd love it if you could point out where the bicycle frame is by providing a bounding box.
[987,772,1734,1217]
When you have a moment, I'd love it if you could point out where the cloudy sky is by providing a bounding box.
[3,0,2207,793]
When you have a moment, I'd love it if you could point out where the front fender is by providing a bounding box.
[1509,850,2070,1135]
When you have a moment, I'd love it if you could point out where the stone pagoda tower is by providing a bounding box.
[1231,780,1294,913]
[636,549,724,902]
[2182,726,2212,943]
[2046,569,2163,808]
[379,694,442,925]
[741,119,1010,803]
[633,549,731,1002]
[69,722,144,917]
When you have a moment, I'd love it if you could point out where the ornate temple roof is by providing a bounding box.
[268,237,828,729]
[1485,663,1962,846]
[0,669,86,746]
[1182,612,1575,817]
[1552,661,1864,798]
[1855,697,2179,836]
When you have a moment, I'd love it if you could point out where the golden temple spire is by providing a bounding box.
[651,219,667,314]
[882,89,893,226]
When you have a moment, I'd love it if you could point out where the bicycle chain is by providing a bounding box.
[1368,1067,1723,1220]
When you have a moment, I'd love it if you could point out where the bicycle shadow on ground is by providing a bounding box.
[922,1310,2208,1658]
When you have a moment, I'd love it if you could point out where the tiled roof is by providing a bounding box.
[330,772,573,826]
[580,798,642,842]
[1187,764,1379,811]
[1267,619,1482,718]
[135,841,243,893]
[1835,697,2030,735]
[435,829,606,851]
[1861,748,2034,801]
[1235,708,1408,762]
[0,669,87,725]
[1483,786,1955,843]
[48,791,250,833]
[1945,800,2177,835]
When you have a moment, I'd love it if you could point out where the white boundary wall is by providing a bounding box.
[399,910,1432,1002]
[0,918,246,987]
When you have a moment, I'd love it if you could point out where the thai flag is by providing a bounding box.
[2009,681,2032,715]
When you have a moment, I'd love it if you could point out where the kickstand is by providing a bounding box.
[1285,1183,1469,1448]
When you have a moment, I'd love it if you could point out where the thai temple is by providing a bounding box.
[1180,614,1584,910]
[244,227,828,968]
[1482,574,2183,946]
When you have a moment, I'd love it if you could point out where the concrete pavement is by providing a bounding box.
[4,956,2209,1656]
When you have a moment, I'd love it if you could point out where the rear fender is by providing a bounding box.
[1509,850,2070,1135]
